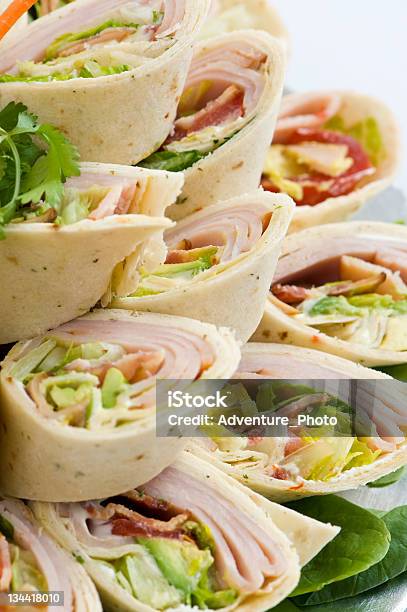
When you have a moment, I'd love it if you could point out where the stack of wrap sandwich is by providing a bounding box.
[0,0,211,163]
[30,453,340,611]
[0,2,406,610]
[140,28,286,218]
[189,342,407,501]
[261,90,399,232]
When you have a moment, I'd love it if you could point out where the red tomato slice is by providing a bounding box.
[262,128,375,206]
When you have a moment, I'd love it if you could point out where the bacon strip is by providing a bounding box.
[85,502,189,539]
[272,283,311,305]
[169,85,244,142]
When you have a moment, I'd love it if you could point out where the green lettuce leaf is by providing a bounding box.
[324,115,384,165]
[295,505,407,605]
[287,496,390,598]
[139,149,207,171]
[376,363,407,381]
[367,467,406,488]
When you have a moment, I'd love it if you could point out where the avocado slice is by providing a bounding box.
[139,537,213,599]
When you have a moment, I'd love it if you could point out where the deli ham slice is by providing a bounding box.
[156,0,186,37]
[274,237,407,285]
[143,467,286,592]
[177,39,267,125]
[164,202,271,263]
[274,92,342,144]
[53,318,215,380]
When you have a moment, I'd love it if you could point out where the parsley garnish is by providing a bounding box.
[0,102,80,238]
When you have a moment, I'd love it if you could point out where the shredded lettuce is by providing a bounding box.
[132,247,219,296]
[9,339,57,381]
[310,293,407,317]
[0,63,131,83]
[310,296,362,317]
[283,436,382,482]
[10,546,47,592]
[114,552,182,609]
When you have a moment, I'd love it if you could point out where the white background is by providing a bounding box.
[273,0,406,190]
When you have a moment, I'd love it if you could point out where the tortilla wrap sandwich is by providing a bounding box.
[0,0,210,164]
[0,309,240,501]
[0,497,102,610]
[189,343,407,501]
[253,221,407,367]
[112,191,294,343]
[30,452,340,611]
[0,103,185,343]
[140,29,285,220]
[262,91,399,233]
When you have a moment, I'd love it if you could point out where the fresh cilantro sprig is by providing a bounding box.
[0,102,80,238]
